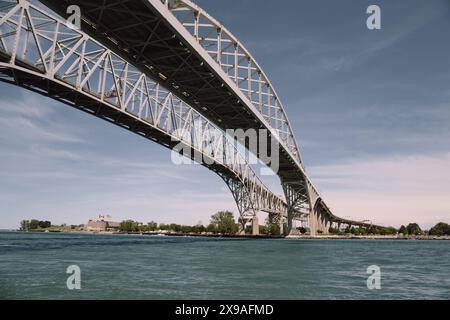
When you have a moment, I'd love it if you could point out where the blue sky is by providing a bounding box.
[1,0,449,229]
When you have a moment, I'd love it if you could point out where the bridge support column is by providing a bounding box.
[308,212,316,236]
[220,175,258,236]
[317,215,322,234]
[319,214,325,234]
[252,216,259,236]
[287,210,294,236]
[323,217,330,235]
[282,181,310,236]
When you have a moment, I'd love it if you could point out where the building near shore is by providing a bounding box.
[85,220,120,232]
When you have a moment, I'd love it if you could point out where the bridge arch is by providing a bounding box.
[165,0,303,165]
[0,0,288,230]
[1,0,382,234]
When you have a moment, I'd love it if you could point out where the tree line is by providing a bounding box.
[20,220,51,231]
[118,211,280,235]
[327,222,450,236]
[328,225,398,236]
[397,222,450,236]
[120,217,448,237]
[19,216,450,237]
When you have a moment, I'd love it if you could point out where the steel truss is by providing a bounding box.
[161,0,383,231]
[161,0,378,231]
[164,0,302,165]
[0,0,287,219]
[0,0,382,232]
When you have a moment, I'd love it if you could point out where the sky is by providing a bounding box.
[1,0,450,229]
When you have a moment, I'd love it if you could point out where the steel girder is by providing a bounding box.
[0,0,288,219]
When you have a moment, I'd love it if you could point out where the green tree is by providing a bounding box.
[20,220,30,231]
[429,222,450,236]
[147,221,158,231]
[353,228,366,235]
[398,225,407,235]
[381,227,397,235]
[328,227,338,234]
[263,216,281,235]
[29,219,40,230]
[158,223,169,231]
[196,224,206,234]
[119,220,136,232]
[39,221,51,229]
[297,227,307,234]
[169,224,180,232]
[206,223,217,233]
[210,211,238,234]
[259,225,268,235]
[268,223,281,235]
[406,223,423,235]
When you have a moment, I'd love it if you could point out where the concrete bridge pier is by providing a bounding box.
[319,212,328,234]
[318,214,324,234]
[238,214,260,236]
[322,215,330,234]
[251,215,259,236]
[309,211,317,236]
[309,207,333,235]
[285,210,303,237]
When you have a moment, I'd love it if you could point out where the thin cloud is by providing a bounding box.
[0,97,85,144]
[309,153,450,228]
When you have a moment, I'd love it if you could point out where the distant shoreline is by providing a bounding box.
[285,234,450,241]
[5,229,450,240]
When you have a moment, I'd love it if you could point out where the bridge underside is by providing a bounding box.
[0,0,290,233]
[38,0,314,232]
[0,61,286,223]
[0,0,382,235]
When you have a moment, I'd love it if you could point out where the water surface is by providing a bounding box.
[0,231,448,299]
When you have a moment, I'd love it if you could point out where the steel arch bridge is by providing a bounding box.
[0,0,380,235]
